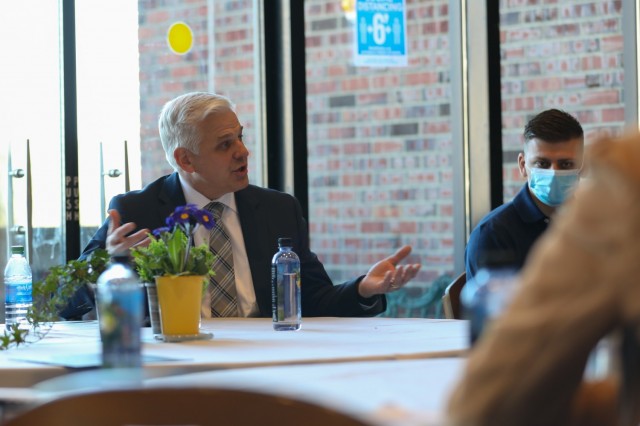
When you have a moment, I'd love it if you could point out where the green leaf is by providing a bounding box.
[130,205,216,280]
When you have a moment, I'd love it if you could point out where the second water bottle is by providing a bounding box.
[271,238,301,331]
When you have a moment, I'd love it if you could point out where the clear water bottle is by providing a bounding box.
[461,253,518,345]
[96,256,144,368]
[4,245,33,326]
[271,237,301,331]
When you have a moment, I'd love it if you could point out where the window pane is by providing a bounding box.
[305,0,455,317]
[500,1,626,199]
[137,1,263,188]
[74,1,263,250]
[76,0,142,247]
[0,3,65,287]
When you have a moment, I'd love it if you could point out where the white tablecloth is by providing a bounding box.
[143,357,465,426]
[0,317,469,388]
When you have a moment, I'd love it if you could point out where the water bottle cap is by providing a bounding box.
[10,246,25,255]
[277,237,293,247]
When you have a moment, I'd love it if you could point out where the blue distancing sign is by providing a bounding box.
[354,0,407,67]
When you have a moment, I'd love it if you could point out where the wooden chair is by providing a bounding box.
[442,272,466,319]
[5,387,369,426]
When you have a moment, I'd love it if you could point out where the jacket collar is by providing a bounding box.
[158,172,187,220]
[513,183,547,224]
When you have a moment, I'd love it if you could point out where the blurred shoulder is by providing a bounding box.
[473,201,517,234]
[590,133,640,187]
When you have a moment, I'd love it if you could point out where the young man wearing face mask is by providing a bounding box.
[465,109,584,280]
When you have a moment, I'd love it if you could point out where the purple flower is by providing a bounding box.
[152,226,171,238]
[194,209,215,230]
[160,204,216,237]
[169,204,198,227]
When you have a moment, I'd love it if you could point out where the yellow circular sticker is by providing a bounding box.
[167,22,193,55]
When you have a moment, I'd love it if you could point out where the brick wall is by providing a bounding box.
[305,0,454,286]
[499,0,625,199]
[137,0,258,186]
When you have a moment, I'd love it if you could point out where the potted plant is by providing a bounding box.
[1,249,110,350]
[131,204,215,337]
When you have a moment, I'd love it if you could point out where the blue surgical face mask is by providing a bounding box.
[527,168,580,207]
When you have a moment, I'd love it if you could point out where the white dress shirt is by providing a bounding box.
[179,175,259,317]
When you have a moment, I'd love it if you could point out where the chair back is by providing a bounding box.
[442,272,466,319]
[5,387,368,426]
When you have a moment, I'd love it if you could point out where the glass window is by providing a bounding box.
[137,1,264,189]
[0,0,265,299]
[305,0,455,317]
[500,1,626,200]
[76,0,142,247]
[74,1,264,248]
[0,3,65,287]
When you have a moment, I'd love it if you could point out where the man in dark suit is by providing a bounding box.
[62,92,420,319]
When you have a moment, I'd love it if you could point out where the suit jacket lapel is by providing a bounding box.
[158,172,187,224]
[235,186,272,315]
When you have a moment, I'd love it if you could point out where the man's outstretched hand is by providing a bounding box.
[105,210,150,256]
[358,245,422,298]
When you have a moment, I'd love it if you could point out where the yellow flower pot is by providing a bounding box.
[155,275,205,336]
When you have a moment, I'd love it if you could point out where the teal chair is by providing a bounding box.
[382,274,452,318]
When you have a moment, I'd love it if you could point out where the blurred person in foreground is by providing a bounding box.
[61,92,421,320]
[465,109,584,280]
[447,132,640,426]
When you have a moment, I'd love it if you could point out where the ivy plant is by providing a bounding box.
[1,249,110,350]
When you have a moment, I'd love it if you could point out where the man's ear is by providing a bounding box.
[518,152,527,179]
[174,147,194,173]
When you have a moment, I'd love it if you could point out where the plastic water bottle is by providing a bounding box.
[461,254,518,345]
[4,246,33,326]
[271,238,301,331]
[96,256,143,368]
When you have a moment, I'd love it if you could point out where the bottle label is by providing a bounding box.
[99,284,143,368]
[271,264,278,322]
[5,280,33,304]
[271,263,300,323]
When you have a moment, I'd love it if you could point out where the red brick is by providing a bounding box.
[361,222,386,233]
[341,77,370,91]
[525,77,562,92]
[602,107,624,123]
[601,35,623,52]
[328,191,355,202]
[147,10,169,24]
[391,222,417,233]
[373,141,403,153]
[581,90,619,106]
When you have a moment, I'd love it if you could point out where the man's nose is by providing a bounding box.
[234,140,249,158]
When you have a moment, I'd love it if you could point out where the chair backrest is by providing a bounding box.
[442,272,466,319]
[5,387,369,426]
